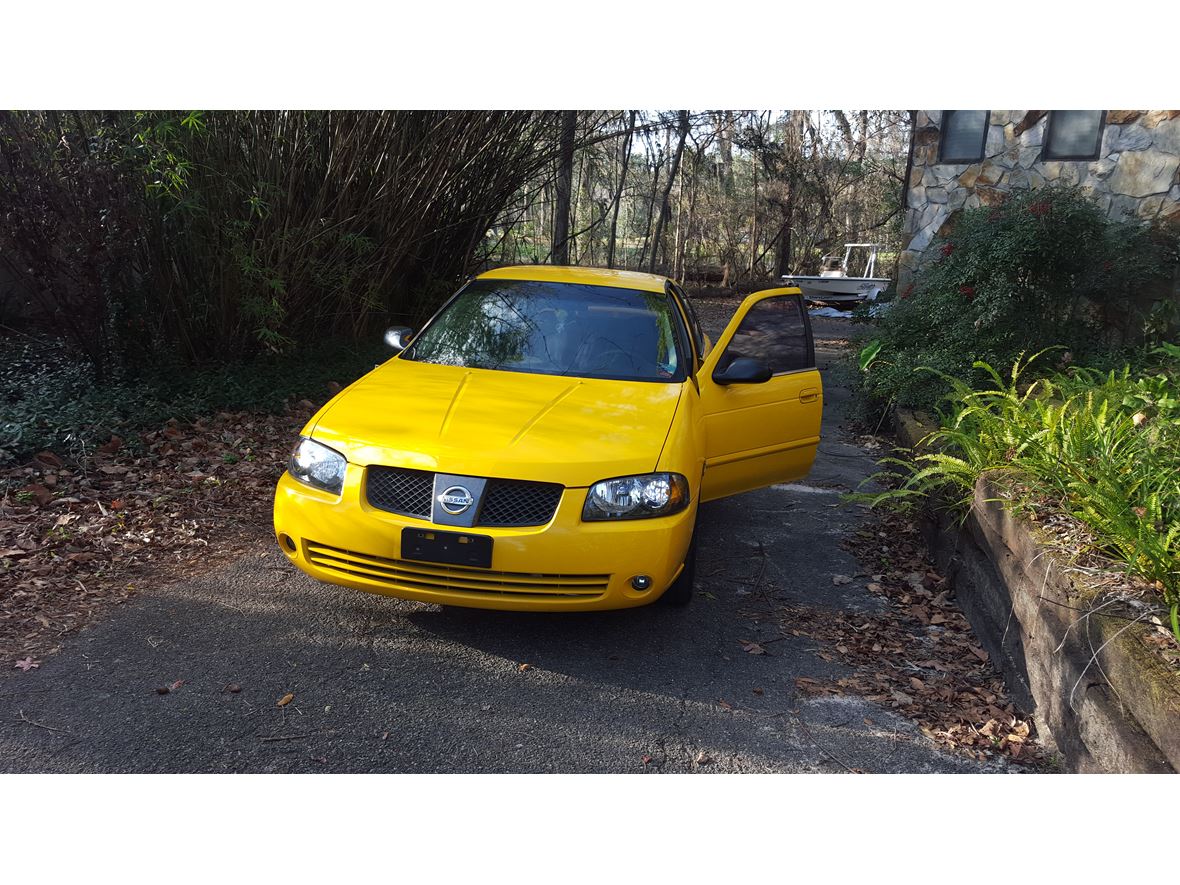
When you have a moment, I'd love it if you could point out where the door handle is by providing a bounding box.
[799,387,819,403]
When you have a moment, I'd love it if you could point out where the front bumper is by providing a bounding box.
[273,467,695,611]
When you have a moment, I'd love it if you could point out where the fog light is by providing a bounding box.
[630,575,653,591]
[279,533,297,554]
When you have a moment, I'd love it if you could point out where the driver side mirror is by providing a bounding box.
[712,356,772,385]
[384,326,414,352]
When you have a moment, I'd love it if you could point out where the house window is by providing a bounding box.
[1043,111,1106,160]
[938,110,989,163]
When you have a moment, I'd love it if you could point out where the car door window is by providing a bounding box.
[718,294,812,374]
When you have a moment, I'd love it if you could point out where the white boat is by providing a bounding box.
[781,243,891,304]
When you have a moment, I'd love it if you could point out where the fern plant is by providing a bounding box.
[866,350,1180,641]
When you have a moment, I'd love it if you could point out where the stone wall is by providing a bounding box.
[899,110,1180,288]
[895,410,1180,772]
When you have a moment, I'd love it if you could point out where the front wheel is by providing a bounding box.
[660,521,698,606]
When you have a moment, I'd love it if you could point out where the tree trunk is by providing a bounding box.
[678,154,699,282]
[552,110,576,265]
[774,186,794,278]
[637,128,664,271]
[717,111,733,193]
[606,111,635,269]
[747,152,759,275]
[648,110,689,275]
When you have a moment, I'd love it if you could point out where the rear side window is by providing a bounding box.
[720,295,812,374]
[670,284,706,364]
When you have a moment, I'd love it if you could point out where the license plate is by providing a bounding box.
[401,527,493,569]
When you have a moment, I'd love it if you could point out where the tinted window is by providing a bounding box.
[1044,110,1105,160]
[939,110,989,163]
[671,284,706,363]
[719,295,811,374]
[404,279,685,382]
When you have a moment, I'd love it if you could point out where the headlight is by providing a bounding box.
[582,472,689,521]
[288,437,347,495]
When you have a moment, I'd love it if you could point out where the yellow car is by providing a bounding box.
[273,266,822,611]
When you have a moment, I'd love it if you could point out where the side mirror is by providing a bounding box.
[384,326,414,352]
[712,356,773,385]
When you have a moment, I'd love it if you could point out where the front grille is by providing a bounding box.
[366,466,433,518]
[306,541,609,601]
[479,479,563,527]
[365,467,563,527]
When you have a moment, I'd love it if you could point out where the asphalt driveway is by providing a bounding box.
[0,314,1004,773]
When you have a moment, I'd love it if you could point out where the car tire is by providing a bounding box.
[660,520,698,607]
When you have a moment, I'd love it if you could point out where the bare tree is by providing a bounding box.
[648,110,689,274]
[606,110,636,269]
[552,110,576,265]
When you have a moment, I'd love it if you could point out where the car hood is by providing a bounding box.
[308,358,684,487]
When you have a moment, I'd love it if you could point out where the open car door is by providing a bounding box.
[697,288,822,502]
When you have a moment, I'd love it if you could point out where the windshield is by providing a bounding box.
[403,279,685,382]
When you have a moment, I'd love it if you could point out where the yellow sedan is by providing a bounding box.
[273,266,822,611]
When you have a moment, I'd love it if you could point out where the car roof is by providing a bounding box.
[475,265,670,294]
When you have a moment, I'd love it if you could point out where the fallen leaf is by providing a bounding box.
[694,751,714,765]
[14,657,40,672]
[832,574,853,585]
[740,641,766,655]
[641,754,653,767]
[969,646,989,662]
[517,662,533,672]
[224,683,242,694]
[717,698,733,711]
[170,679,185,692]
[752,687,764,696]
[22,484,53,506]
[277,692,294,707]
[35,451,64,467]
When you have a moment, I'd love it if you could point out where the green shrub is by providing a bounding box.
[861,186,1176,410]
[0,337,386,463]
[868,349,1180,639]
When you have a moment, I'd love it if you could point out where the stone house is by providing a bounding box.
[899,110,1180,288]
